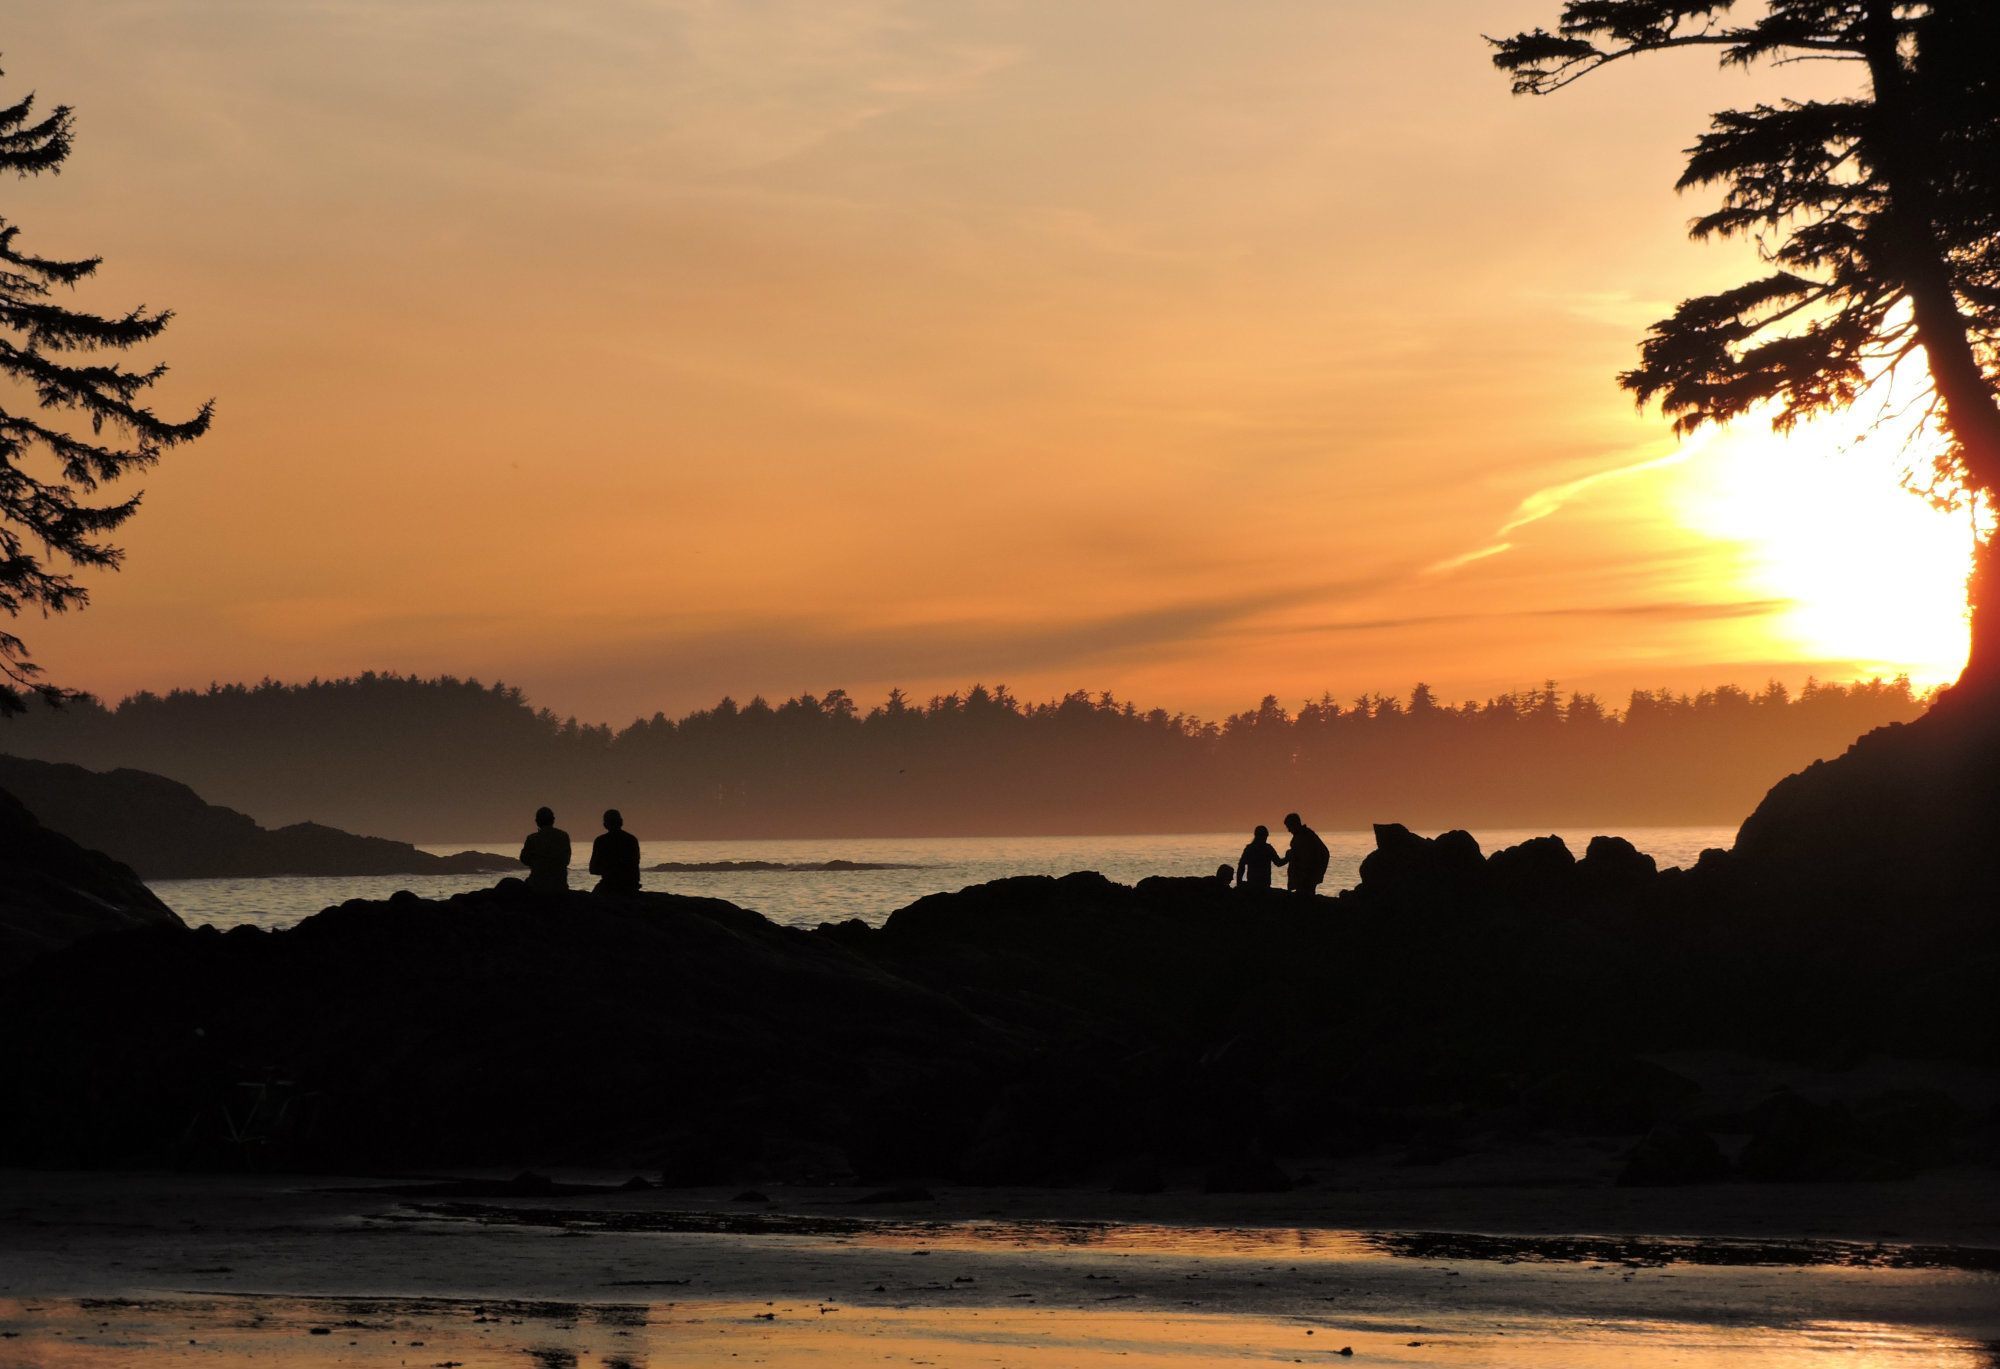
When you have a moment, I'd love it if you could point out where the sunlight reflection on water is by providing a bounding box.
[1,1296,1989,1369]
[148,827,1737,934]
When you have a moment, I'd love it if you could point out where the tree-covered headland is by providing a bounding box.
[0,671,1929,839]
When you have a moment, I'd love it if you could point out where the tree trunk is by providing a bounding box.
[1864,3,2000,701]
[1957,532,2000,705]
[1905,274,2000,701]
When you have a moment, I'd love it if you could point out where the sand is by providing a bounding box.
[3,1161,1998,1366]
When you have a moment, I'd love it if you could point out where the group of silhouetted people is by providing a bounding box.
[520,803,1333,901]
[519,806,641,895]
[1221,812,1330,896]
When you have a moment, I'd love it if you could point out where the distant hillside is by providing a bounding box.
[0,672,1932,842]
[0,756,514,880]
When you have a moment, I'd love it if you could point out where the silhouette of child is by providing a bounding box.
[1237,825,1281,889]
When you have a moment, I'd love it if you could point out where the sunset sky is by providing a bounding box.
[6,0,1977,724]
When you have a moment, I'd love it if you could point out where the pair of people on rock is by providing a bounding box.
[1233,812,1330,896]
[519,806,640,895]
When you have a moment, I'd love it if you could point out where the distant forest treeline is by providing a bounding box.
[0,672,1932,841]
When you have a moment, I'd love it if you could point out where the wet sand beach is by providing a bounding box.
[4,1166,1996,1367]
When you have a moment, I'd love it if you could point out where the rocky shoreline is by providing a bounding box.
[0,705,1994,1186]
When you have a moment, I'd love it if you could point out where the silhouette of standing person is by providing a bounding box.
[1281,811,1330,898]
[1237,825,1281,890]
[518,806,572,894]
[590,808,641,895]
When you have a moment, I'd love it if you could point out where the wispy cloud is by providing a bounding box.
[1497,450,1691,536]
[1530,598,1788,622]
[1269,598,1788,640]
[1426,541,1513,574]
[539,588,1304,717]
[1427,448,1691,575]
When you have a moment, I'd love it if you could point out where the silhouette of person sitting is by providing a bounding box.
[590,808,641,895]
[1215,862,1236,887]
[1282,812,1330,898]
[1237,825,1281,890]
[518,806,572,894]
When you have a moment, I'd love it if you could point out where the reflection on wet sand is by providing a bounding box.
[7,1174,1999,1368]
[2,1294,1994,1369]
[398,1200,2000,1270]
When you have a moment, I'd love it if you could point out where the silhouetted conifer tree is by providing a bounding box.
[0,671,1931,836]
[0,70,209,712]
[1494,2,2000,692]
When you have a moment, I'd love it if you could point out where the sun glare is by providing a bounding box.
[1675,401,1977,687]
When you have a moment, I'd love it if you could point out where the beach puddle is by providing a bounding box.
[1,1294,1993,1368]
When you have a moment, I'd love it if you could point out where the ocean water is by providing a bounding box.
[149,826,1736,933]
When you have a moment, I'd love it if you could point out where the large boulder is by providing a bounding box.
[1579,834,1657,884]
[0,786,182,972]
[1485,834,1576,901]
[1736,1089,1906,1182]
[1350,823,1488,910]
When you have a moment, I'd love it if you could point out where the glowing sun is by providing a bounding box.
[1675,402,1978,687]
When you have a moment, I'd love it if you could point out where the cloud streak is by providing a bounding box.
[1427,449,1693,575]
[539,588,1305,718]
[1272,598,1789,640]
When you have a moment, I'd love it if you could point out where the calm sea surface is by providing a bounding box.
[150,826,1737,933]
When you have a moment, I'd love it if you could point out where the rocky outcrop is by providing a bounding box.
[3,812,1986,1179]
[0,786,182,971]
[1,705,1994,1179]
[0,881,1009,1173]
[0,755,514,880]
[1617,1122,1729,1187]
[1342,823,1667,920]
[1732,704,2000,907]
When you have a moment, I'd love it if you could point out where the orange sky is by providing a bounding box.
[4,1,1976,724]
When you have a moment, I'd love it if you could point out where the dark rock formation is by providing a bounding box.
[0,703,1994,1180]
[1737,1091,1904,1182]
[1523,1057,1702,1135]
[1732,703,2000,908]
[1685,704,2000,1061]
[1201,1150,1296,1193]
[3,804,1982,1180]
[1580,834,1658,883]
[1617,1122,1728,1186]
[0,884,1006,1172]
[1351,824,1487,912]
[0,785,182,971]
[0,755,514,880]
[1486,834,1575,898]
